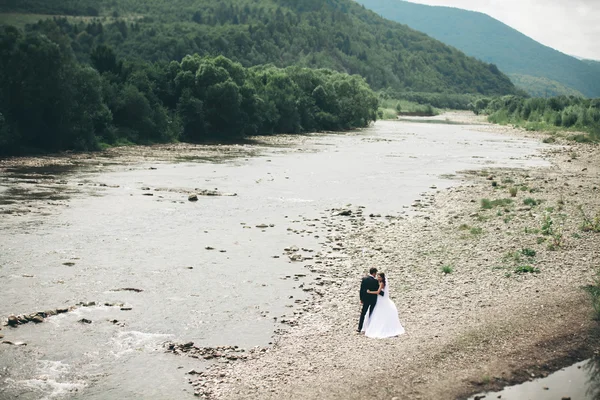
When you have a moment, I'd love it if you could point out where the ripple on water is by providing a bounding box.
[5,360,86,400]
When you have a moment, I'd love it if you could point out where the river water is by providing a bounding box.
[0,120,549,399]
[469,358,600,400]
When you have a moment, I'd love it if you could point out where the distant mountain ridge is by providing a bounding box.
[355,0,600,97]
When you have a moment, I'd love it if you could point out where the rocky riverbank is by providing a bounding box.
[175,116,600,399]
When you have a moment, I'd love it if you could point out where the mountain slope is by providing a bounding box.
[508,74,585,98]
[355,0,600,97]
[0,0,516,95]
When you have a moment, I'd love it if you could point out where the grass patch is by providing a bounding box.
[441,265,453,274]
[524,227,540,234]
[503,249,536,265]
[523,197,541,206]
[514,265,540,274]
[459,224,484,237]
[568,134,597,144]
[500,249,537,275]
[481,198,513,210]
[521,248,536,257]
[579,206,600,233]
[470,227,483,235]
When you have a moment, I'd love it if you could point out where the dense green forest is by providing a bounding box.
[508,74,585,98]
[0,0,517,95]
[0,26,378,155]
[471,96,600,140]
[356,0,600,98]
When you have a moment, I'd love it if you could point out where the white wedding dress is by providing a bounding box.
[362,280,405,338]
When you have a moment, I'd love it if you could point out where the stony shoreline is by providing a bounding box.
[177,115,600,399]
[1,114,598,399]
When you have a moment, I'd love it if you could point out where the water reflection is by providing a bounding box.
[585,357,600,400]
[470,357,600,400]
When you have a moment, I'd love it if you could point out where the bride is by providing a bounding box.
[362,273,405,338]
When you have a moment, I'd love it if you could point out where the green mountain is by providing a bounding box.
[0,0,516,95]
[355,0,600,98]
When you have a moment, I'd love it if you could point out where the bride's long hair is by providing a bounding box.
[378,272,386,288]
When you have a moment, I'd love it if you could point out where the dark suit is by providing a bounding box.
[357,275,380,332]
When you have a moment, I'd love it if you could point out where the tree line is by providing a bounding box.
[0,26,378,155]
[471,95,600,141]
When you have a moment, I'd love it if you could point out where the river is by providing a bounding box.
[0,120,549,399]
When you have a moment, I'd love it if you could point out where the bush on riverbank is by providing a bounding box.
[0,27,378,155]
[380,89,489,111]
[377,96,438,119]
[472,95,600,141]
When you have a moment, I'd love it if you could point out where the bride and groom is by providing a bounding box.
[358,267,405,338]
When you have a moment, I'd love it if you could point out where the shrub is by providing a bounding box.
[541,214,554,235]
[509,187,518,197]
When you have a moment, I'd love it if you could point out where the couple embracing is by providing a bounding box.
[358,267,405,338]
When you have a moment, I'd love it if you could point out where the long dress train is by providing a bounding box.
[362,280,405,338]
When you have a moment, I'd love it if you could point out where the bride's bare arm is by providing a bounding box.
[367,282,384,294]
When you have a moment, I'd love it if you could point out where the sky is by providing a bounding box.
[405,0,600,61]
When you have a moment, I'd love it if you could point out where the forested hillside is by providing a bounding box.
[508,75,585,98]
[356,0,600,98]
[0,25,378,155]
[0,0,516,95]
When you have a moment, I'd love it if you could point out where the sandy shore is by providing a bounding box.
[181,113,600,399]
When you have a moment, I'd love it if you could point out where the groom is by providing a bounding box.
[357,267,380,333]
